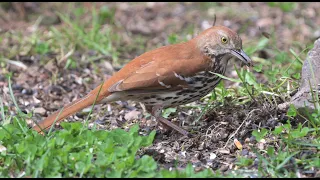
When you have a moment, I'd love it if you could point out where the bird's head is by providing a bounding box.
[196,25,252,66]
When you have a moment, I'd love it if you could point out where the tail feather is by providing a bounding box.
[32,84,108,133]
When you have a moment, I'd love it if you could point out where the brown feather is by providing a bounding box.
[32,83,108,132]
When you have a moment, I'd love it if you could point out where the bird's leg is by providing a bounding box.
[146,105,190,137]
[145,106,171,131]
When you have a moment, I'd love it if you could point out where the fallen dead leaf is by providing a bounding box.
[234,139,243,150]
[217,148,230,154]
[124,110,141,121]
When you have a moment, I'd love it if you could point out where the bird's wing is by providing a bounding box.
[108,49,211,94]
[108,58,208,93]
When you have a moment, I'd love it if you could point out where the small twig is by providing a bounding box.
[28,15,43,32]
[212,14,217,26]
[139,102,147,113]
[217,160,232,166]
[90,55,113,62]
[58,48,74,65]
[223,109,261,148]
[261,91,281,97]
[2,58,28,70]
[0,96,5,121]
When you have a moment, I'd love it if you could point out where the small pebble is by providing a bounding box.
[12,84,23,91]
[260,139,266,143]
[250,136,256,142]
[219,165,229,172]
[34,107,46,115]
[209,153,216,160]
[22,88,33,95]
[226,157,236,163]
[94,119,106,125]
[217,148,230,154]
[249,152,257,159]
[241,149,249,156]
[198,142,204,150]
[257,143,265,150]
[0,74,5,81]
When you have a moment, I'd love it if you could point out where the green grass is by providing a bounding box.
[267,2,298,12]
[247,120,319,178]
[52,8,119,61]
[0,4,119,73]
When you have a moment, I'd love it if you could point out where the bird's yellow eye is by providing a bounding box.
[221,36,228,44]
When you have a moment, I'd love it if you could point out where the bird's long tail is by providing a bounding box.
[32,83,108,133]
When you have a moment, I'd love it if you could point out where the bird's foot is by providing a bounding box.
[157,116,191,137]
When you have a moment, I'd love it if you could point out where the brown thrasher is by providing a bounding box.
[32,25,252,136]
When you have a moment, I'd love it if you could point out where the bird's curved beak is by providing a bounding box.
[230,49,252,67]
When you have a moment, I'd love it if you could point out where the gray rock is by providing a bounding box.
[291,38,320,114]
[278,38,320,115]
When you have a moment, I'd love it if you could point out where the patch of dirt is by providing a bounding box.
[139,98,283,173]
